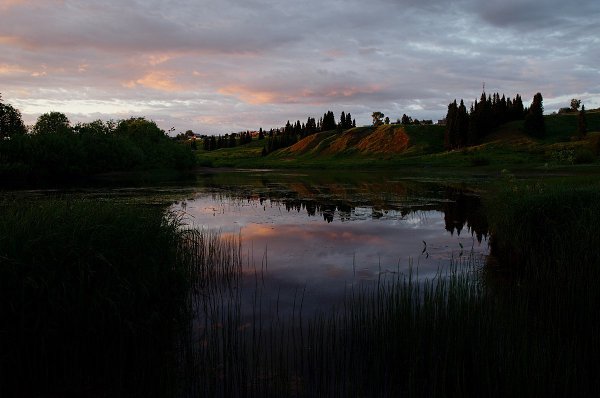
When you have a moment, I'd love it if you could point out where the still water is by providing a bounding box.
[171,170,489,318]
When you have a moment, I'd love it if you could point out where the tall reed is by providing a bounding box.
[0,199,189,397]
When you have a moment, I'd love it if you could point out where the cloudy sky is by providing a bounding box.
[1,0,599,134]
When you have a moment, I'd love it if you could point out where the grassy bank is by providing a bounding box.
[0,200,191,397]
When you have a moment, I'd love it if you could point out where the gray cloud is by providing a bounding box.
[1,0,599,133]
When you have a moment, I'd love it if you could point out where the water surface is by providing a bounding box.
[172,171,489,318]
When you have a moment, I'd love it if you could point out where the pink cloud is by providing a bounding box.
[125,71,184,92]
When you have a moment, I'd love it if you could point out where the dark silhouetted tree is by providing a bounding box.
[321,111,336,131]
[372,111,384,126]
[33,112,71,135]
[457,99,469,147]
[571,98,582,111]
[345,113,352,129]
[444,100,458,149]
[0,95,27,139]
[524,92,545,138]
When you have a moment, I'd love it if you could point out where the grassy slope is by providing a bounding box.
[196,110,600,171]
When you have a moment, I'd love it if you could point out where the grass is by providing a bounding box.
[0,199,191,397]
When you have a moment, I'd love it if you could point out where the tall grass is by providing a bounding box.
[185,249,598,397]
[0,199,191,397]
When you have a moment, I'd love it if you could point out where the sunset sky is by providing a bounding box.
[1,0,599,134]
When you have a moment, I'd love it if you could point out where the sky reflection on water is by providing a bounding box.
[173,186,488,318]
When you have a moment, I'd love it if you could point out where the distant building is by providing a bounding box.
[437,119,447,126]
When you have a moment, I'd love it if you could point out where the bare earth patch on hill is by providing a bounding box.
[285,131,337,155]
[323,128,371,155]
[283,125,412,157]
[356,125,410,154]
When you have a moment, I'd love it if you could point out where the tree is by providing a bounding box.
[578,105,587,138]
[384,116,390,125]
[524,92,545,138]
[372,111,384,127]
[0,95,27,138]
[457,100,469,147]
[571,98,582,111]
[444,100,458,149]
[115,117,165,142]
[33,112,71,134]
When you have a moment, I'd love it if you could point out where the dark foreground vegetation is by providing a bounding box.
[0,98,195,183]
[0,200,192,397]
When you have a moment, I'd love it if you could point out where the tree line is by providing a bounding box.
[202,131,253,151]
[261,111,356,155]
[0,95,195,181]
[444,91,529,149]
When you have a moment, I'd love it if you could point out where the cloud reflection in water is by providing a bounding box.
[177,191,488,318]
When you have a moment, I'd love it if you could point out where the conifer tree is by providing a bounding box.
[513,94,525,120]
[457,100,469,147]
[444,100,458,149]
[345,113,352,128]
[524,92,545,138]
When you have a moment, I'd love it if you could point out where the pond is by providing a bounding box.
[171,170,490,320]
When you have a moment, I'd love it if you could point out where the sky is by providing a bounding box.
[1,0,599,134]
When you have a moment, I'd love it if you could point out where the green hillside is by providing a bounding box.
[196,110,600,171]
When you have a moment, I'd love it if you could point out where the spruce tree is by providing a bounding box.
[444,100,458,150]
[457,100,469,147]
[524,92,545,138]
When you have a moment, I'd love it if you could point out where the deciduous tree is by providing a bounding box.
[372,111,384,126]
[33,112,71,135]
[0,95,27,138]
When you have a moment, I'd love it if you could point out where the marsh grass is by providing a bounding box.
[0,199,191,397]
